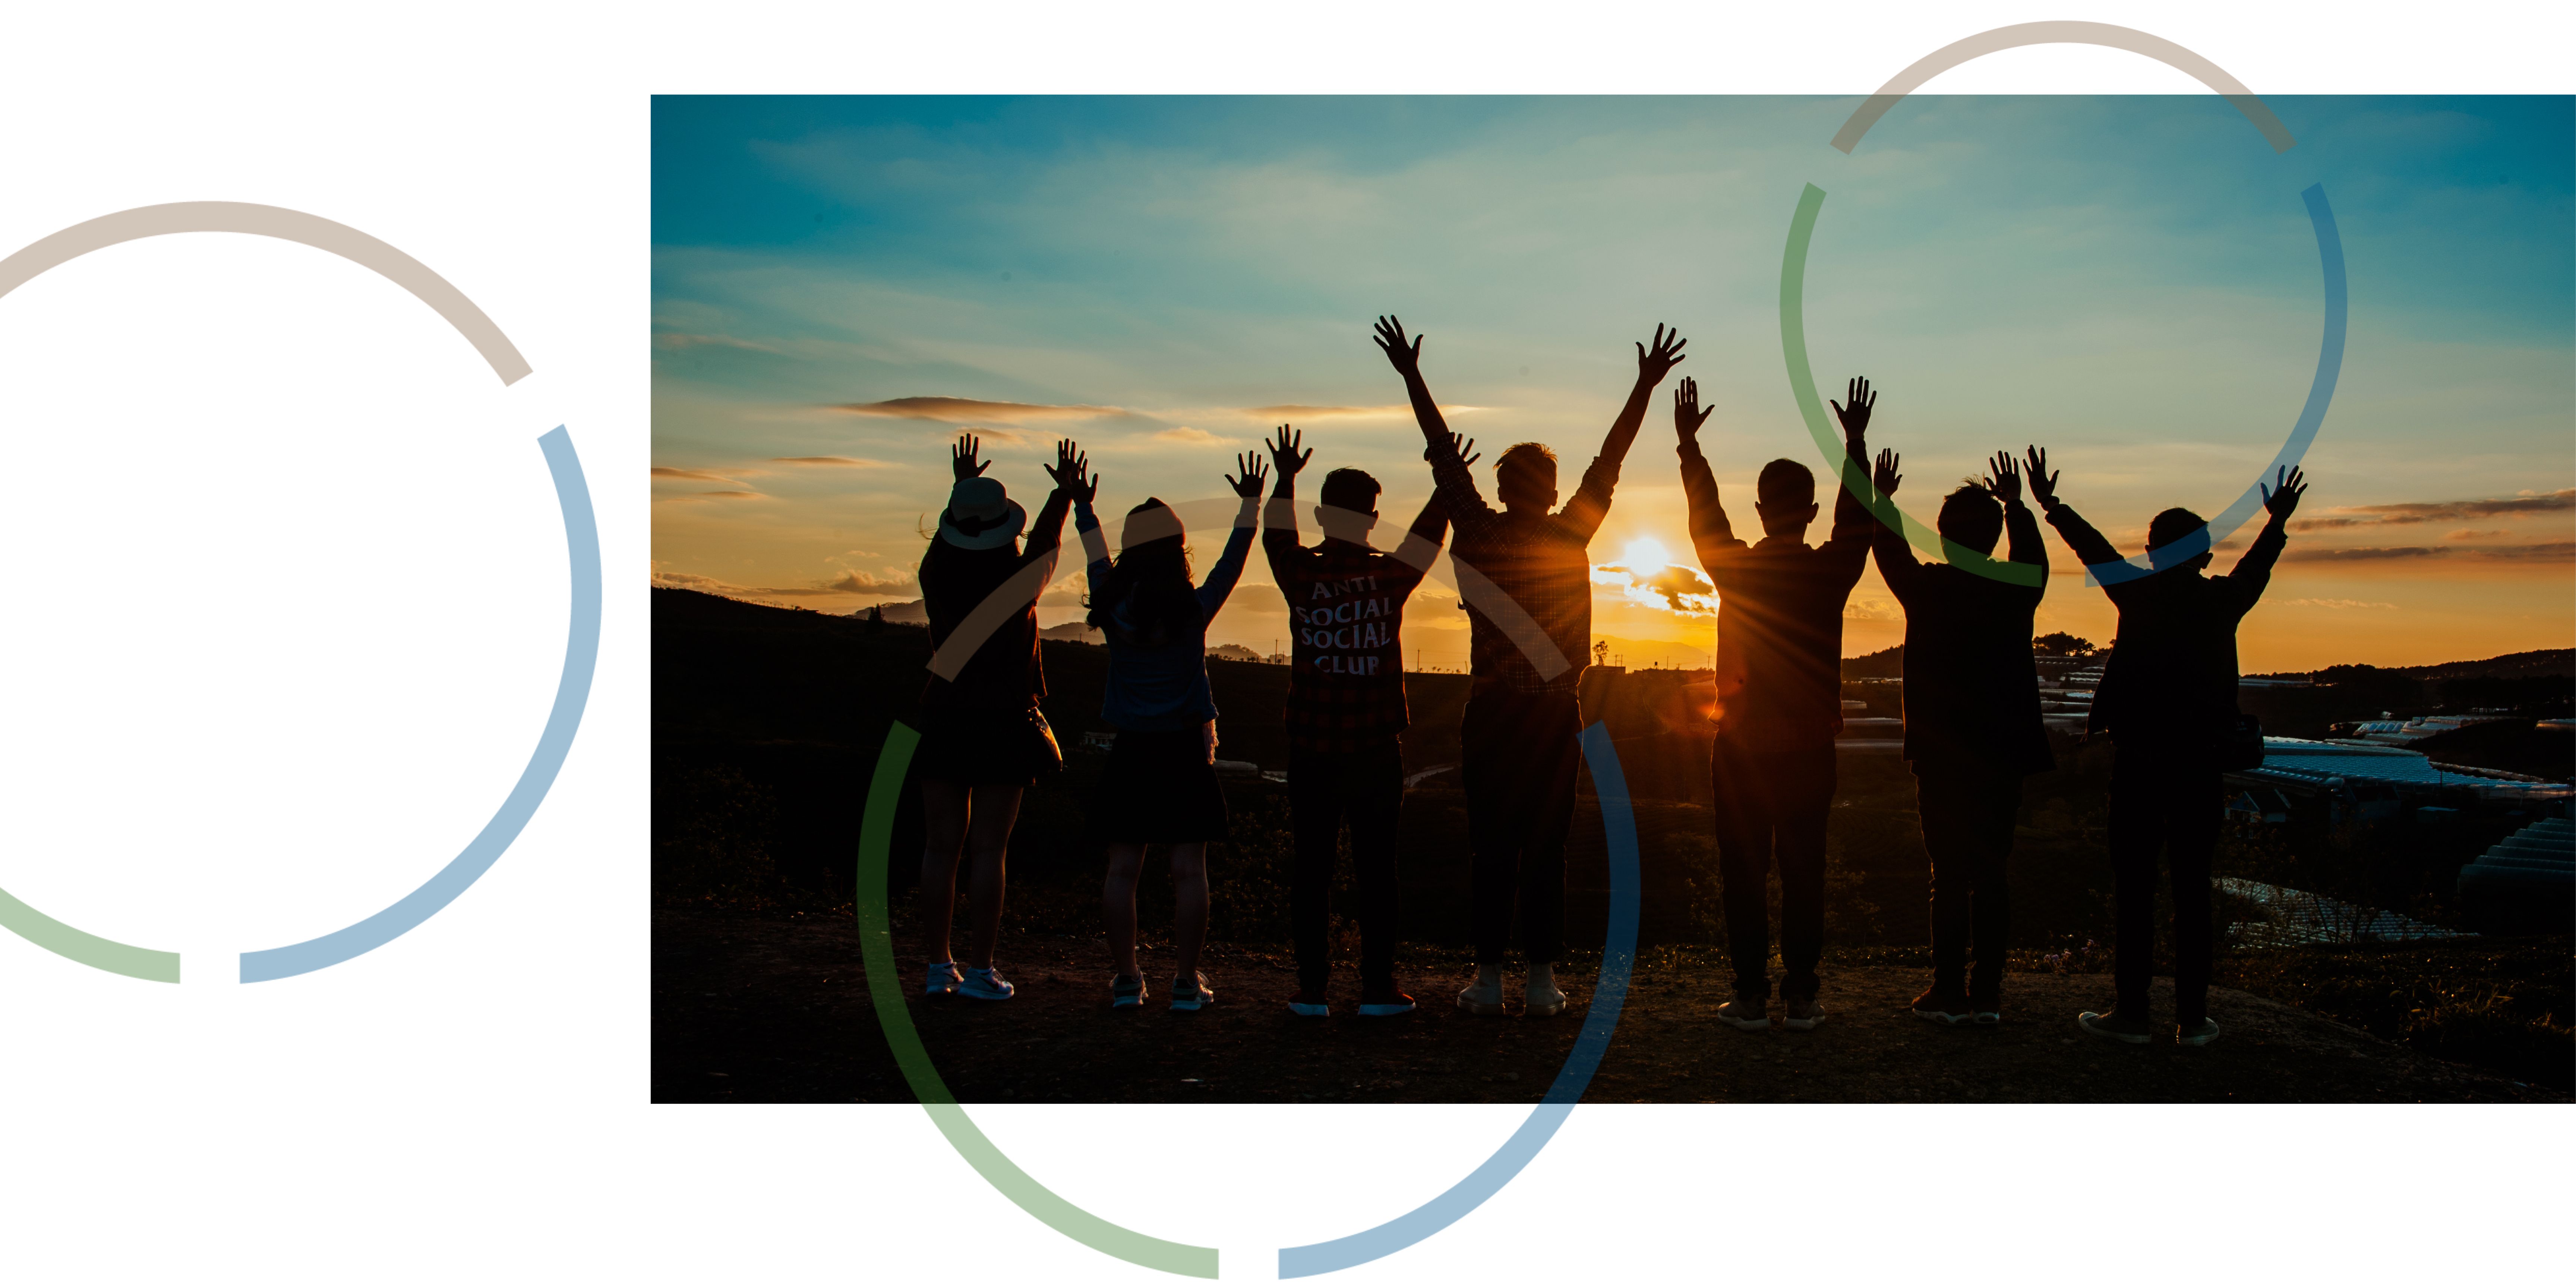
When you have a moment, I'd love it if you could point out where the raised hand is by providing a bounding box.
[1429,430,1481,467]
[1268,424,1312,479]
[2023,446,2061,509]
[951,434,990,482]
[1635,323,1688,387]
[1372,315,1423,376]
[1043,438,1096,502]
[1873,448,1903,499]
[1986,450,2022,505]
[1227,451,1269,499]
[1830,376,1875,441]
[1673,376,1716,443]
[2262,464,2308,518]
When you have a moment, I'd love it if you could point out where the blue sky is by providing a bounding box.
[652,95,2573,670]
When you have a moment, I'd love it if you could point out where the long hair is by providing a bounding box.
[1086,499,1199,645]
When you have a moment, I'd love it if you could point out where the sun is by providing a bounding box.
[1622,536,1671,570]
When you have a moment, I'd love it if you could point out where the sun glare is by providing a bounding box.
[1622,537,1671,570]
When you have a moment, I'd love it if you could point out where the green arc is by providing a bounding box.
[0,887,179,982]
[855,720,1220,1279]
[1778,181,2045,588]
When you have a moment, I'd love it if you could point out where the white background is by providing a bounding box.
[1,2,2568,1285]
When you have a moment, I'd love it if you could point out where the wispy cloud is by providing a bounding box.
[2293,488,2575,531]
[830,396,1127,423]
[1245,404,1486,419]
[2282,542,2576,564]
[656,489,767,504]
[653,465,741,483]
[1153,427,1228,444]
[654,331,780,353]
[1591,561,1717,615]
[2282,598,2399,609]
[770,455,889,467]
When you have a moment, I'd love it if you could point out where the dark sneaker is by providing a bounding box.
[1910,986,1972,1026]
[1169,971,1216,1012]
[1969,984,2002,1026]
[1715,995,1771,1031]
[924,960,964,996]
[1286,987,1330,1018]
[1356,985,1415,1017]
[2077,1009,2152,1044]
[1109,974,1147,1008]
[1781,997,1827,1031]
[2176,1017,2221,1047]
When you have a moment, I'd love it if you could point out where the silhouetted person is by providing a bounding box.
[1677,375,1871,1032]
[913,435,1087,1001]
[1376,315,1686,1018]
[2034,451,2307,1047]
[1261,424,1450,1019]
[1869,446,2051,1027]
[1077,457,1263,1012]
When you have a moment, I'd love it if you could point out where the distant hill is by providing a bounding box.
[2391,650,2573,682]
[1039,621,1101,643]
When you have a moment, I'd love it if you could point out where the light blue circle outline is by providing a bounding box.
[1785,184,2346,587]
[239,425,600,982]
[1275,720,1639,1278]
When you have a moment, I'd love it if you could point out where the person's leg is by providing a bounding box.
[1169,842,1211,984]
[2105,750,2164,1022]
[918,779,970,965]
[2168,769,2221,1026]
[1518,694,1581,969]
[1967,766,2021,1001]
[1287,748,1342,994]
[1461,697,1519,974]
[1710,733,1775,1000]
[960,785,1022,971]
[1914,765,1973,997]
[1102,843,1146,979]
[1775,740,1835,1002]
[1347,741,1407,992]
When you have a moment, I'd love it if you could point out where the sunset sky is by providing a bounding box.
[652,95,2572,673]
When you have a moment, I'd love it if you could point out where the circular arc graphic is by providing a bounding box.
[1784,28,2347,586]
[855,498,1643,1279]
[0,203,597,983]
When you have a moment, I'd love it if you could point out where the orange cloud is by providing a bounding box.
[770,455,889,467]
[830,396,1126,423]
[2294,488,2575,531]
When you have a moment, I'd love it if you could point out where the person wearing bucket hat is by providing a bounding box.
[1077,454,1264,1013]
[913,434,1092,1003]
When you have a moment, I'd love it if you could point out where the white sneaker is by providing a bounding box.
[1525,978,1569,1017]
[1170,971,1216,1012]
[1456,977,1506,1016]
[924,960,964,996]
[957,966,1014,1001]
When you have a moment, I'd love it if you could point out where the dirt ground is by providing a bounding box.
[652,910,2559,1105]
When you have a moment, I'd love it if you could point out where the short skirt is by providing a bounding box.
[1086,724,1232,844]
[913,705,1061,788]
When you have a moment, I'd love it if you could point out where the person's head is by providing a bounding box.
[1754,458,1819,538]
[934,476,1025,553]
[1087,498,1200,640]
[1936,480,2004,557]
[2146,506,2215,573]
[1316,467,1382,543]
[1496,442,1558,515]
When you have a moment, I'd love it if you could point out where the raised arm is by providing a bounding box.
[1029,438,1089,562]
[1199,452,1266,615]
[1868,447,1923,604]
[1376,315,1500,541]
[1988,449,2045,604]
[2028,445,2119,569]
[1261,423,1310,574]
[2223,465,2305,612]
[1672,375,1745,577]
[1821,376,1874,558]
[1560,324,1687,540]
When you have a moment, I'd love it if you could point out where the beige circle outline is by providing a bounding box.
[1832,20,2296,155]
[0,201,531,385]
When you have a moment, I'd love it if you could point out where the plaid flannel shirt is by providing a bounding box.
[1427,443,1618,696]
